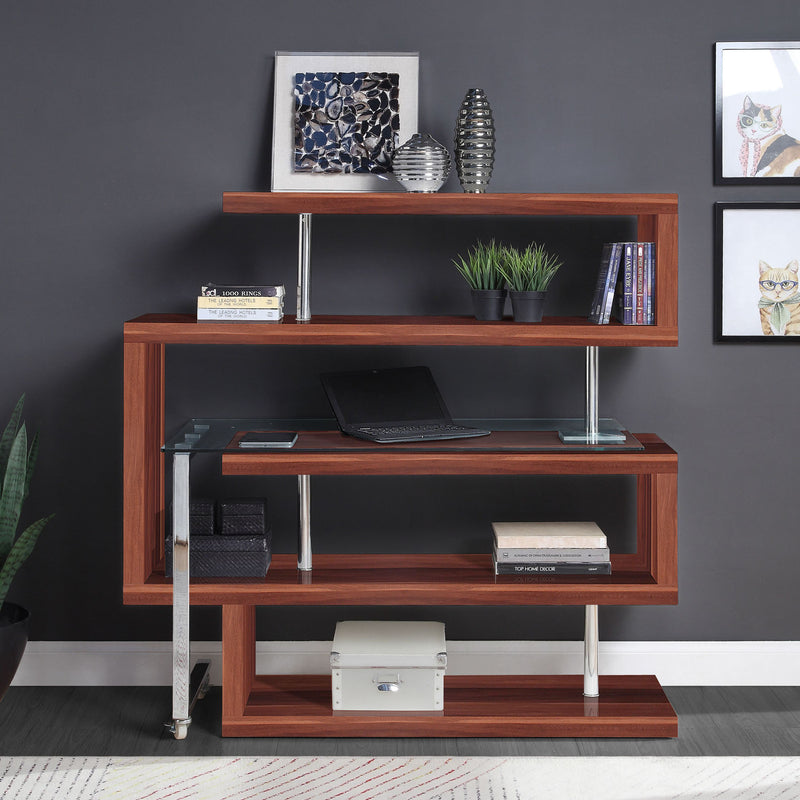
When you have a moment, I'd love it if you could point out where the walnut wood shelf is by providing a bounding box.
[222,191,677,217]
[221,191,678,338]
[221,674,677,738]
[123,553,675,607]
[125,314,677,347]
[221,430,677,476]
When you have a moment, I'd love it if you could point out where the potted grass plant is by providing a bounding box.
[452,239,507,320]
[0,395,53,701]
[497,242,563,322]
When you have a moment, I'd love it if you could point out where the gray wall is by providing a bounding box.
[3,1,799,643]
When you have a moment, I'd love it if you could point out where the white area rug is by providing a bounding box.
[1,756,798,799]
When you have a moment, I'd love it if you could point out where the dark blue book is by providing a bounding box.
[589,243,623,324]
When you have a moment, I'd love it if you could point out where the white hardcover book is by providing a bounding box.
[492,544,611,563]
[197,307,283,322]
[197,295,284,309]
[492,521,607,549]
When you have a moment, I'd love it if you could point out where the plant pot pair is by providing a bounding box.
[0,602,28,701]
[470,289,547,323]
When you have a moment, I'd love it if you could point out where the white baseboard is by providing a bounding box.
[11,640,800,687]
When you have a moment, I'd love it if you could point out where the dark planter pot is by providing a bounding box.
[0,602,29,702]
[509,290,547,323]
[470,288,507,321]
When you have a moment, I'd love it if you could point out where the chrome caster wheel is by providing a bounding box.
[173,721,189,740]
[164,717,191,740]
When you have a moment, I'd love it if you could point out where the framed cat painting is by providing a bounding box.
[715,203,800,341]
[715,42,800,184]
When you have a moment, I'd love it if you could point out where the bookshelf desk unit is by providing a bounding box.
[122,193,679,739]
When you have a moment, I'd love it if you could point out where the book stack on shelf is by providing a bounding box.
[491,521,611,575]
[197,283,285,322]
[588,242,654,325]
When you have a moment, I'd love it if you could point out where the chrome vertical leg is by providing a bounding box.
[297,213,312,322]
[585,345,599,442]
[297,474,312,571]
[170,452,192,738]
[583,604,599,697]
[558,345,623,443]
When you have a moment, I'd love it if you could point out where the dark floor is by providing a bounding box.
[1,686,799,756]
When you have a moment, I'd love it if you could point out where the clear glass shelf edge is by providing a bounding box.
[162,418,643,453]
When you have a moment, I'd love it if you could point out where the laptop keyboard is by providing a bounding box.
[354,423,490,441]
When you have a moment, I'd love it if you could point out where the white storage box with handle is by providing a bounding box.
[330,621,447,712]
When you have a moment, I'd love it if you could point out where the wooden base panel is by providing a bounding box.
[221,674,678,738]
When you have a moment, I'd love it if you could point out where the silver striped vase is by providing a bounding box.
[391,133,452,192]
[454,88,495,193]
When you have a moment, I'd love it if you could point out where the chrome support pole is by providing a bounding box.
[583,604,599,697]
[297,474,312,571]
[297,213,312,322]
[559,345,622,444]
[171,452,192,736]
[585,345,599,442]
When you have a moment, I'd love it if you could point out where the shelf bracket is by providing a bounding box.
[583,604,599,697]
[297,474,312,571]
[297,213,312,322]
[585,344,599,439]
[558,346,625,444]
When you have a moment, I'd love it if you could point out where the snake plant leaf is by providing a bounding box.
[0,425,27,563]
[0,514,53,608]
[0,395,24,489]
[24,432,39,502]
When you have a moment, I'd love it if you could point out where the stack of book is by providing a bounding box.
[491,521,611,575]
[197,283,285,322]
[588,242,654,325]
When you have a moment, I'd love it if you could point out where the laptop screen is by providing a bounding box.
[321,366,450,426]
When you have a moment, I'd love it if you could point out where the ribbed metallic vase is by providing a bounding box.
[391,133,451,192]
[454,88,495,193]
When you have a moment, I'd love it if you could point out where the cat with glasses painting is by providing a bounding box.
[758,260,800,335]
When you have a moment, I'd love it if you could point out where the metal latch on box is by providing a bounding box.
[374,673,401,692]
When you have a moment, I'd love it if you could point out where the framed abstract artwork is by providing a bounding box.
[270,51,419,192]
[715,42,800,183]
[715,203,800,341]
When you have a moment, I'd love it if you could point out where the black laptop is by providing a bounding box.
[321,366,491,443]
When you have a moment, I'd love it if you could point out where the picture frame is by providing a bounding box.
[715,202,800,341]
[270,51,419,192]
[715,42,800,184]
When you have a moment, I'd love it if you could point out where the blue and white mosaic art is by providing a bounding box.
[293,71,400,174]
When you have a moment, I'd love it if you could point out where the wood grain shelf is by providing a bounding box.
[124,314,678,347]
[123,553,675,607]
[222,191,678,217]
[221,431,676,476]
[221,674,678,738]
